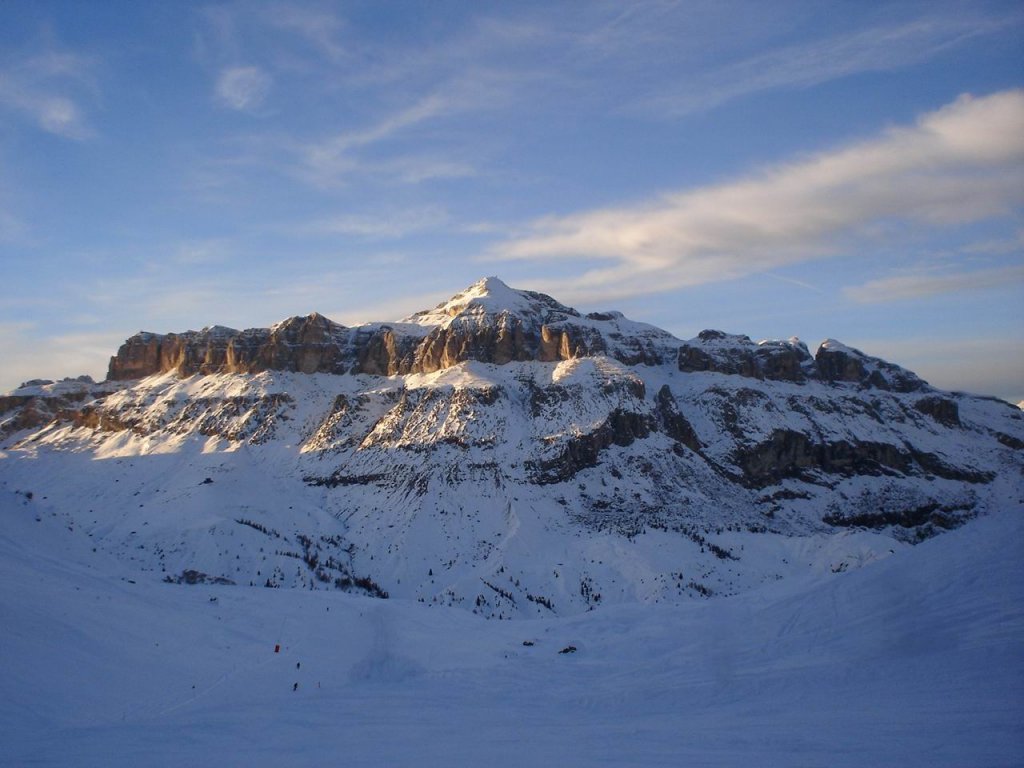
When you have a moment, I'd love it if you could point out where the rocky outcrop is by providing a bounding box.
[678,330,812,383]
[654,385,702,453]
[172,394,294,443]
[412,314,535,373]
[914,395,960,427]
[242,314,347,374]
[107,315,361,379]
[735,430,908,486]
[66,404,132,434]
[0,380,100,439]
[813,340,927,392]
[821,503,973,532]
[408,312,628,374]
[734,429,991,488]
[107,332,166,379]
[354,327,416,376]
[108,327,237,379]
[527,409,654,485]
[0,395,69,437]
[677,331,931,393]
[538,323,595,363]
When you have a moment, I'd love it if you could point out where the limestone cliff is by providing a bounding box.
[105,278,931,398]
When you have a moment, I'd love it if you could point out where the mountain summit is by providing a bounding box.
[404,276,578,325]
[1,278,1021,617]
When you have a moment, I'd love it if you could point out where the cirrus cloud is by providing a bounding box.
[0,50,96,139]
[844,264,1024,304]
[493,89,1024,303]
[215,66,271,111]
[639,15,1019,117]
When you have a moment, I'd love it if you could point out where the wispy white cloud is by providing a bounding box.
[962,230,1024,255]
[639,14,1020,117]
[381,156,476,184]
[293,94,463,186]
[190,2,1024,198]
[493,89,1024,303]
[329,5,1019,122]
[215,66,271,111]
[0,50,96,139]
[762,272,825,294]
[844,264,1024,304]
[327,93,446,147]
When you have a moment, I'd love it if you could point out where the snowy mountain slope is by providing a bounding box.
[0,277,1022,618]
[1,478,1021,767]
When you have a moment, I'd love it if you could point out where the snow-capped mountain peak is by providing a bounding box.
[404,276,579,327]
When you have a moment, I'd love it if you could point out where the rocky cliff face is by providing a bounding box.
[104,279,933,399]
[813,338,927,392]
[106,315,359,379]
[0,377,104,439]
[3,277,1022,618]
[106,278,676,380]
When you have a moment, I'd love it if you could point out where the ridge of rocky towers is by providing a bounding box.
[105,277,929,394]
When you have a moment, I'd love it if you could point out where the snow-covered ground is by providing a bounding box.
[2,481,1021,767]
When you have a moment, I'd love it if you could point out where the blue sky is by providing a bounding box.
[1,1,1022,401]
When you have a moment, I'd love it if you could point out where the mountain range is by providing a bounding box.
[1,277,1021,618]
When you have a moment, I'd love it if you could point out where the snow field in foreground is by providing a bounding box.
[1,492,1022,768]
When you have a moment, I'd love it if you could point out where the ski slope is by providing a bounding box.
[2,486,1021,767]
